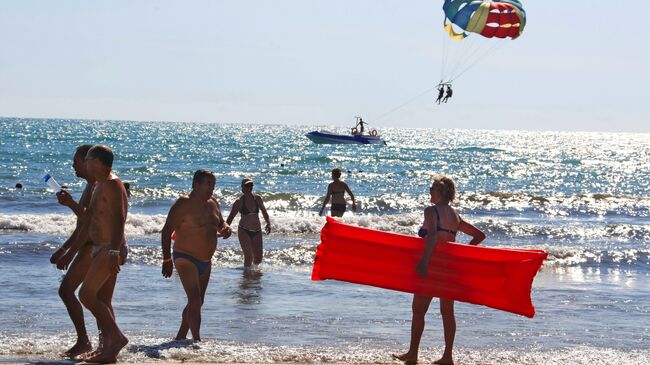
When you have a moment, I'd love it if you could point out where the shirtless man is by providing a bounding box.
[49,144,95,358]
[57,144,129,363]
[161,169,232,341]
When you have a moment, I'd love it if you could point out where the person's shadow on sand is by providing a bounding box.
[25,340,197,364]
[129,339,198,359]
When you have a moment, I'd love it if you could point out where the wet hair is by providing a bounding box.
[431,175,456,202]
[75,144,93,159]
[88,145,114,168]
[192,169,215,187]
[331,168,342,179]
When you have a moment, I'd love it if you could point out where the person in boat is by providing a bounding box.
[319,168,356,217]
[393,175,485,365]
[442,85,453,103]
[436,84,445,104]
[226,178,272,270]
[355,118,367,135]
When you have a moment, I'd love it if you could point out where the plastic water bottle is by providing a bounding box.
[42,172,62,192]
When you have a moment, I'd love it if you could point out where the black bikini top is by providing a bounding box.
[418,206,458,238]
[240,194,259,215]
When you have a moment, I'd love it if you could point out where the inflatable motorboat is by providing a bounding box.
[305,117,385,145]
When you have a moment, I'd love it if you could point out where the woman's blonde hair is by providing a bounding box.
[431,175,456,202]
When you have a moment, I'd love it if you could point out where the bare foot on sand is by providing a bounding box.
[60,340,92,359]
[433,357,454,365]
[392,352,417,365]
[75,332,106,362]
[84,334,128,364]
[75,349,97,362]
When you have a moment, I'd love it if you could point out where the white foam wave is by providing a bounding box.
[3,211,650,244]
[1,334,648,364]
[0,213,168,237]
[122,190,650,217]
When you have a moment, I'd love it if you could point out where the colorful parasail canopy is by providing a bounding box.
[443,0,526,40]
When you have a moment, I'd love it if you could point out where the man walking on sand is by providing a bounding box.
[57,145,129,363]
[161,169,232,341]
[49,144,95,358]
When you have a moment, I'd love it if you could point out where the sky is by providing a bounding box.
[1,0,648,132]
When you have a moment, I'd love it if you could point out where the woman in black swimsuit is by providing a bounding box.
[393,175,485,365]
[226,178,271,269]
[319,168,356,217]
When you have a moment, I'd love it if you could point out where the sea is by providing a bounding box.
[0,117,648,364]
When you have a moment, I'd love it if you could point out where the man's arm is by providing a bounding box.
[56,182,93,217]
[109,180,127,252]
[161,200,182,260]
[56,190,82,216]
[55,215,91,269]
[161,199,183,277]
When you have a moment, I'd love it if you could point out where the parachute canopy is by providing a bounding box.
[443,0,526,40]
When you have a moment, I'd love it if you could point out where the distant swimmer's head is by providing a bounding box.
[86,145,114,176]
[331,168,342,180]
[430,175,456,203]
[73,144,93,178]
[241,178,254,191]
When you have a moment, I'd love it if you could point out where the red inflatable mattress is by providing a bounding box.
[312,217,547,317]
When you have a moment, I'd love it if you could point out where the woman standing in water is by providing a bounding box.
[393,175,485,365]
[319,168,356,217]
[226,178,271,269]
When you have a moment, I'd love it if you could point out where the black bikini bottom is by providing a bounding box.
[239,226,261,239]
[331,203,347,212]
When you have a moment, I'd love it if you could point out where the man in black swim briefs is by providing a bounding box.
[161,169,232,341]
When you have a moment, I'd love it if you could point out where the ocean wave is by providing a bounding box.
[0,334,648,364]
[2,190,648,219]
[3,211,650,244]
[460,192,650,217]
[475,218,650,243]
[535,245,650,269]
[0,213,167,237]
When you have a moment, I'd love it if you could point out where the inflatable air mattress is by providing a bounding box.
[311,217,547,317]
